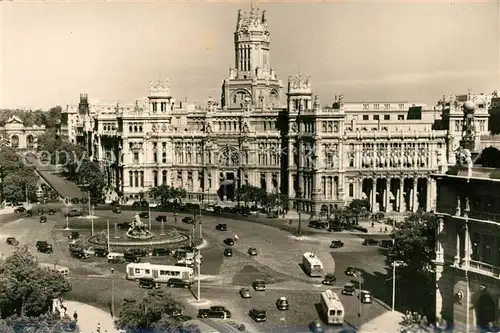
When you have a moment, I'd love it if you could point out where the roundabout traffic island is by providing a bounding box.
[86,213,190,249]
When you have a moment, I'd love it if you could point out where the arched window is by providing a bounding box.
[129,126,132,132]
[26,135,34,150]
[134,126,138,132]
[129,171,133,187]
[162,170,167,184]
[11,135,19,149]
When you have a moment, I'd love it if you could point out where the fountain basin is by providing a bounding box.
[87,227,189,248]
[125,229,154,240]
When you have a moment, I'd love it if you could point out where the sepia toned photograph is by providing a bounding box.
[0,1,499,332]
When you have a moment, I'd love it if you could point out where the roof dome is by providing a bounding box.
[463,100,476,113]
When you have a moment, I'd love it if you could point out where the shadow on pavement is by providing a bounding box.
[354,268,392,310]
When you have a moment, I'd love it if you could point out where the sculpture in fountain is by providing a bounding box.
[126,213,154,240]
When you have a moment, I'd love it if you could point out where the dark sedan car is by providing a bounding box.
[224,238,235,246]
[362,239,379,246]
[330,240,344,248]
[249,309,267,322]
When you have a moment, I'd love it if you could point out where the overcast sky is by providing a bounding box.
[1,0,499,110]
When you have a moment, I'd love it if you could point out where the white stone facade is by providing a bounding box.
[0,116,45,150]
[58,6,485,214]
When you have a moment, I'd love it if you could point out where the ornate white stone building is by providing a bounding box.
[60,5,460,213]
[0,115,45,150]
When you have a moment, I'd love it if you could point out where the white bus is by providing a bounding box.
[126,263,194,284]
[320,289,344,325]
[38,263,70,277]
[302,252,324,277]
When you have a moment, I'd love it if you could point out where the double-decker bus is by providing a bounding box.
[302,252,324,277]
[320,289,344,325]
[126,262,194,284]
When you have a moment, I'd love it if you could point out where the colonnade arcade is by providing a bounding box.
[353,176,432,212]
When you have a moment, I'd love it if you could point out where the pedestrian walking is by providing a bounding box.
[73,311,78,322]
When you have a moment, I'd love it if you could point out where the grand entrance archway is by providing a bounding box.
[476,292,496,329]
[218,171,236,201]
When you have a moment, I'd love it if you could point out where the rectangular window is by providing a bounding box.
[162,153,167,163]
[399,103,405,110]
[133,152,139,163]
[398,115,404,120]
[384,115,390,120]
[153,153,157,163]
[349,183,354,197]
[362,115,369,120]
[373,115,379,121]
[152,102,157,112]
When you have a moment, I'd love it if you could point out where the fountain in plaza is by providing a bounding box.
[126,213,154,240]
[86,212,190,248]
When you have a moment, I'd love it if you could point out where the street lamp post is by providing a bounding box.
[355,271,363,328]
[91,205,95,236]
[195,250,202,301]
[65,215,69,230]
[110,267,115,318]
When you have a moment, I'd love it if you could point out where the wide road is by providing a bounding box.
[0,206,392,332]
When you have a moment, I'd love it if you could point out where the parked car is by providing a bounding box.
[139,212,149,219]
[224,238,235,246]
[182,217,194,224]
[249,309,267,322]
[345,266,358,276]
[156,215,167,222]
[65,209,82,217]
[308,220,329,229]
[380,240,393,248]
[112,207,121,214]
[70,247,89,259]
[117,222,131,229]
[39,216,47,223]
[309,320,324,333]
[362,239,379,246]
[25,210,33,217]
[14,207,26,213]
[197,309,226,319]
[152,248,171,256]
[167,278,190,289]
[330,240,344,248]
[360,290,372,303]
[36,241,53,254]
[239,288,251,298]
[210,306,231,318]
[68,231,79,240]
[132,201,148,208]
[322,273,336,285]
[94,248,108,257]
[138,277,160,289]
[252,280,266,291]
[341,282,356,296]
[6,237,18,246]
[216,223,227,231]
[247,247,258,256]
[124,251,141,263]
[223,248,233,257]
[48,209,56,215]
[275,297,289,310]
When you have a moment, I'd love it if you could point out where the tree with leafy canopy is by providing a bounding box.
[0,146,38,203]
[0,313,78,333]
[115,289,198,333]
[78,160,107,200]
[389,212,437,318]
[0,246,72,318]
[148,185,187,205]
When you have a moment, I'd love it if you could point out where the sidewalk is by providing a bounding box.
[58,300,119,333]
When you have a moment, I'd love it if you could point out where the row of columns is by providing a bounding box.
[354,177,433,212]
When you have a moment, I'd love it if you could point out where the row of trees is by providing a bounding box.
[147,185,187,205]
[36,130,107,200]
[0,247,74,332]
[0,106,62,129]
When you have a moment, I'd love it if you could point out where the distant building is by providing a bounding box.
[0,115,45,150]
